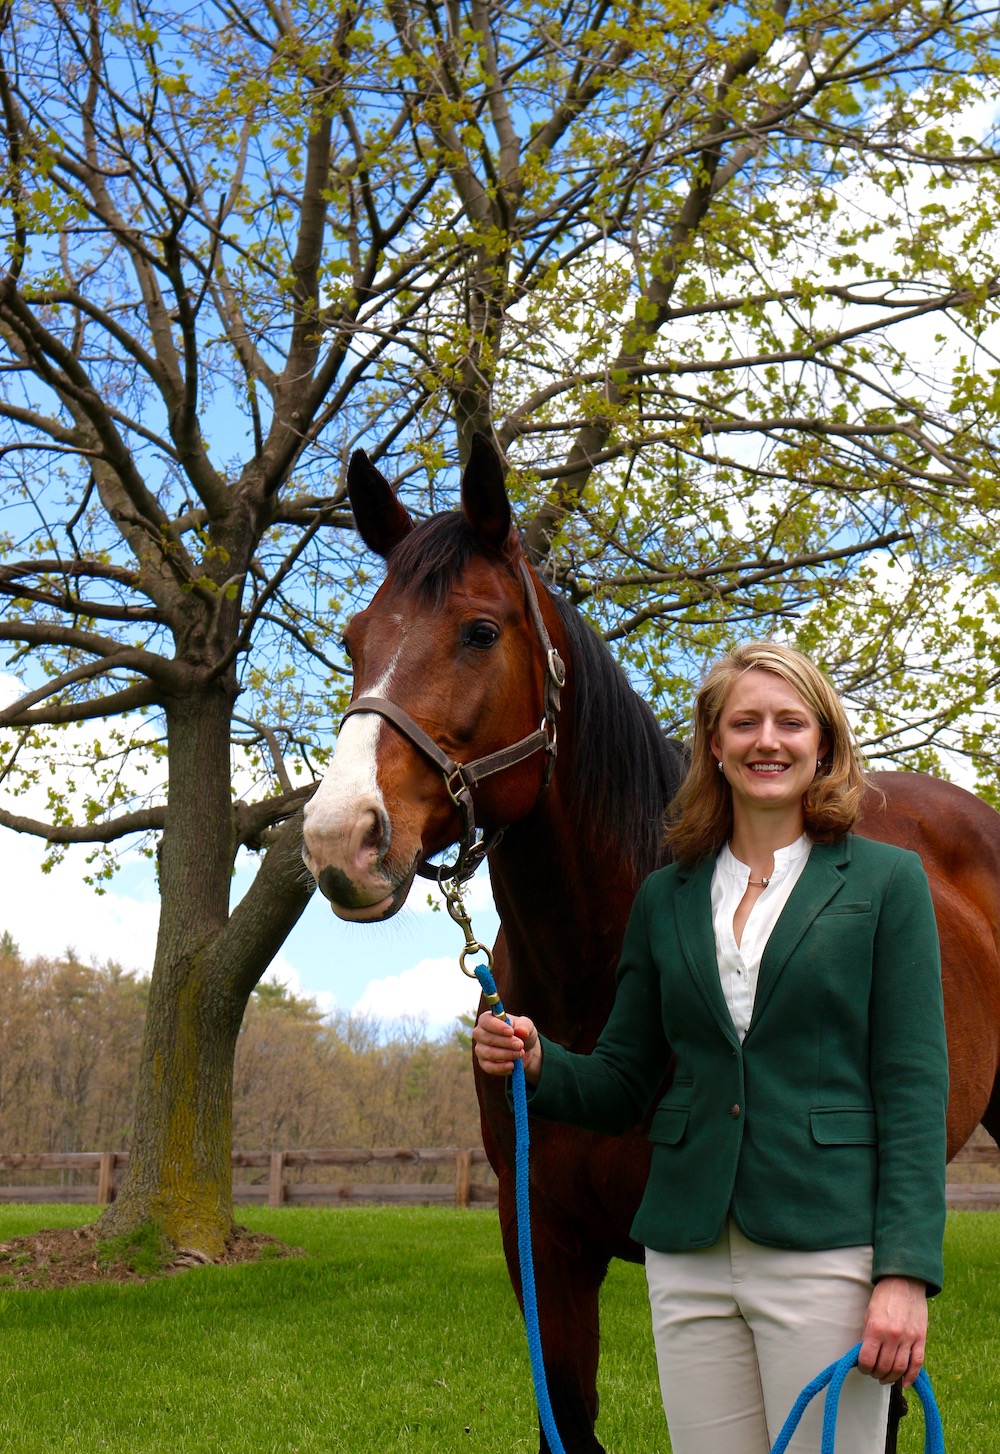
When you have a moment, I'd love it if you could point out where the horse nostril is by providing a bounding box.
[361,808,391,861]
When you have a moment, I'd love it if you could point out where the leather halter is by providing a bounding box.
[340,560,567,884]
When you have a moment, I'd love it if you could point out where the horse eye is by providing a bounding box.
[463,621,499,650]
[341,637,353,662]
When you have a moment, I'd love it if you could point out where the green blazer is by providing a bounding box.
[528,835,949,1293]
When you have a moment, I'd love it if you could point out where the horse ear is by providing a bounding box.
[461,432,516,553]
[347,450,415,559]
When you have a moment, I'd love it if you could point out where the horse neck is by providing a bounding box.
[487,665,667,1047]
[489,800,641,1047]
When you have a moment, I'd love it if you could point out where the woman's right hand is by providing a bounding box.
[472,1010,543,1083]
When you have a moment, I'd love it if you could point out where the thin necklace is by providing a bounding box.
[748,874,770,887]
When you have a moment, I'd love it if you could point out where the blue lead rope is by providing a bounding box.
[473,964,567,1454]
[770,1342,945,1454]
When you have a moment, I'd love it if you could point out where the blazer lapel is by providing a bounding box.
[674,856,741,1046]
[747,837,852,1034]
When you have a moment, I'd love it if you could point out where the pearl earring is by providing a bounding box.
[717,761,724,773]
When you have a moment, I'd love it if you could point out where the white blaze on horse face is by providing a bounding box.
[302,655,398,890]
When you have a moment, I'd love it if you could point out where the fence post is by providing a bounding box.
[97,1152,116,1204]
[454,1149,472,1208]
[268,1151,287,1207]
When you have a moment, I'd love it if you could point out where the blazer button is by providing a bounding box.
[730,1104,741,1118]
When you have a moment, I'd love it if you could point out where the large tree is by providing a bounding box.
[2,0,999,1251]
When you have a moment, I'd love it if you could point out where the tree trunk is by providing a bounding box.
[95,687,314,1256]
[95,947,244,1255]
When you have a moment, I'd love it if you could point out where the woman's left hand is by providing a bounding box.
[858,1276,928,1388]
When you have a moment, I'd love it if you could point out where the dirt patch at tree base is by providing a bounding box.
[0,1224,303,1290]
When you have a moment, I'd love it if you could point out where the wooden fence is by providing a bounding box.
[0,1147,499,1209]
[940,1133,1000,1209]
[0,1137,997,1209]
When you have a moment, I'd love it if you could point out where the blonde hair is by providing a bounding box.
[664,642,869,866]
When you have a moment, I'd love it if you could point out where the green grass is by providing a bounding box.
[911,1213,1000,1453]
[0,1205,993,1452]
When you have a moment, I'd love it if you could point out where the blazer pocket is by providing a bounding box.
[816,901,872,916]
[648,1105,690,1145]
[810,1107,877,1145]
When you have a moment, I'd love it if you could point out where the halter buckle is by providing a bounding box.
[444,765,470,808]
[541,717,558,786]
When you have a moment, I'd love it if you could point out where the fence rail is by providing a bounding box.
[0,1140,997,1209]
[0,1148,499,1209]
[941,1138,1000,1209]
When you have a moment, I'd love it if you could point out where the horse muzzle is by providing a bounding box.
[311,858,418,922]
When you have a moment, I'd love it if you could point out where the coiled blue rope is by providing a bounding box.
[474,964,567,1454]
[770,1341,945,1454]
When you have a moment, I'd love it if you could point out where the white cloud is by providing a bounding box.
[0,832,159,972]
[0,695,168,970]
[0,672,24,711]
[351,954,486,1036]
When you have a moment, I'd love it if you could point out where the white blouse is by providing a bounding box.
[710,835,812,1041]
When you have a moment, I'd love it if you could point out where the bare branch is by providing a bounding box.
[602,530,913,642]
[0,804,166,844]
[2,681,158,727]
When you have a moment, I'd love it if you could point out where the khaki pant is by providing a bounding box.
[644,1220,891,1454]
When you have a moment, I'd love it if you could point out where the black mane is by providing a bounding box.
[550,593,685,876]
[386,511,686,875]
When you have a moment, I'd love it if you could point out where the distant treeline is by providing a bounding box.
[0,933,483,1157]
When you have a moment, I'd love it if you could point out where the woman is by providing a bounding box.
[473,641,948,1454]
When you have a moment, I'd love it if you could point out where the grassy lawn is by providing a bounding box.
[0,1205,994,1452]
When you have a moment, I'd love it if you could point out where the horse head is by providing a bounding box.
[301,434,567,921]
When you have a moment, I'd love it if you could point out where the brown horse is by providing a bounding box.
[302,434,1000,1454]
